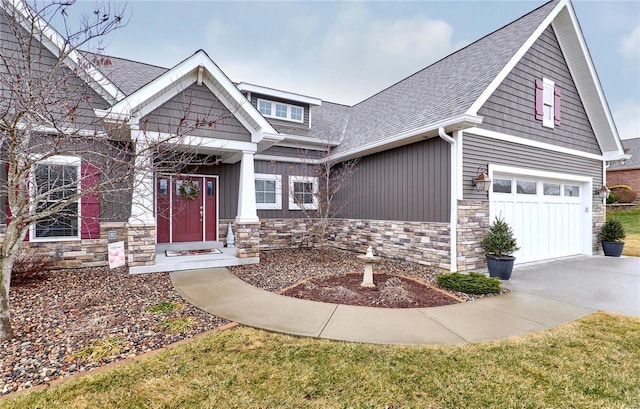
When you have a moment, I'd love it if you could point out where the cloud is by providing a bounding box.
[613,99,640,140]
[204,3,456,105]
[620,25,640,64]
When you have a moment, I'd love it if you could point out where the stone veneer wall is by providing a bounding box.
[8,222,128,269]
[127,224,156,267]
[325,219,451,269]
[222,218,452,268]
[593,202,606,254]
[456,200,490,271]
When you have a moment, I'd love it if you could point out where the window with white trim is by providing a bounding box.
[257,98,304,123]
[542,78,555,128]
[289,176,318,210]
[255,173,282,210]
[32,156,81,239]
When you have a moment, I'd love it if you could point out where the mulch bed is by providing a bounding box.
[281,273,461,308]
[2,247,499,396]
[1,267,228,396]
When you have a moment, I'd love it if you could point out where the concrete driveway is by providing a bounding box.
[504,256,640,317]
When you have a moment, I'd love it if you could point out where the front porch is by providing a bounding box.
[129,241,259,274]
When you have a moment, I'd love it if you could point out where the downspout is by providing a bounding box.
[438,127,457,272]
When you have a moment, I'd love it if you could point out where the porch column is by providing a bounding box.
[129,130,155,226]
[235,150,259,223]
[127,129,156,267]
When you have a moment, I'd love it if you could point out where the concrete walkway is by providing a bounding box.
[171,267,598,345]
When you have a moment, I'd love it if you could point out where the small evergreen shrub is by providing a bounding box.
[482,216,519,257]
[437,272,501,295]
[606,192,616,204]
[599,219,626,242]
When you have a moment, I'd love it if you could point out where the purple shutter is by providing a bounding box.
[81,163,100,239]
[554,86,561,126]
[535,79,544,120]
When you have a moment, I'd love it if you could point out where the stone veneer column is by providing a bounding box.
[234,223,260,258]
[456,199,490,271]
[127,225,156,266]
[593,202,606,254]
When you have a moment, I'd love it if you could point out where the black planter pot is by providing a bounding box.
[602,241,625,257]
[486,255,516,280]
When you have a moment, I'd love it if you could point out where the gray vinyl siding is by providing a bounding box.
[142,83,251,142]
[248,92,311,129]
[336,137,450,223]
[477,26,601,155]
[260,145,326,160]
[463,132,603,206]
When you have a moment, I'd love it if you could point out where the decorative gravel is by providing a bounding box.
[1,267,228,395]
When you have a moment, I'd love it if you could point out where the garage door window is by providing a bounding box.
[543,183,561,196]
[564,185,580,197]
[516,180,537,195]
[493,178,512,193]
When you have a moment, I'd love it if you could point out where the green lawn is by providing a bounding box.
[607,207,640,256]
[2,313,639,409]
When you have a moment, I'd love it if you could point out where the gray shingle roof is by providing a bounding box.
[335,0,558,154]
[609,138,640,170]
[86,53,168,97]
[268,102,351,143]
[89,0,560,153]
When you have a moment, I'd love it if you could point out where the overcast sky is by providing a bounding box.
[63,0,639,140]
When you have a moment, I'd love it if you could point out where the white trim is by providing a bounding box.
[29,155,82,242]
[99,51,278,136]
[467,1,565,115]
[288,175,318,211]
[331,114,483,162]
[4,0,125,104]
[489,164,592,184]
[236,82,322,106]
[454,131,464,200]
[257,98,304,124]
[254,154,321,165]
[254,173,282,210]
[552,4,624,155]
[467,128,605,161]
[236,151,259,223]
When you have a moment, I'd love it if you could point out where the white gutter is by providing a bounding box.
[439,127,457,272]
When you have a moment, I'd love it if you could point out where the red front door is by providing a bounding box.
[156,175,218,243]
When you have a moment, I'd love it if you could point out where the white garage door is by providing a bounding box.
[490,170,590,264]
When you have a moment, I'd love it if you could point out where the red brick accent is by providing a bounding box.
[607,169,640,193]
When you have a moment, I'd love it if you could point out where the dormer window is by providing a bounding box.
[258,98,304,123]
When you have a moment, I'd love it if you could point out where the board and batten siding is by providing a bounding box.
[336,137,450,223]
[477,26,600,155]
[254,160,313,219]
[463,132,603,205]
[141,83,251,142]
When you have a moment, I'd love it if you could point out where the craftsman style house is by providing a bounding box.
[0,0,628,273]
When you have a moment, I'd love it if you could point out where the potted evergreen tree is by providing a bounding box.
[482,216,520,280]
[599,219,625,257]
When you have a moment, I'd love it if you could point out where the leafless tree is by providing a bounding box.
[0,0,228,341]
[291,145,358,261]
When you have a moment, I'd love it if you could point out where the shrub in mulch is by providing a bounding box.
[11,252,54,285]
[437,272,501,295]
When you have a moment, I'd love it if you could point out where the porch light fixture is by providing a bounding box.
[473,167,492,192]
[596,185,609,199]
